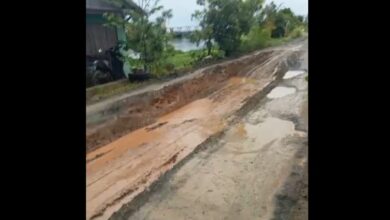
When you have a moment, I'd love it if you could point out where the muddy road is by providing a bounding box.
[86,39,308,220]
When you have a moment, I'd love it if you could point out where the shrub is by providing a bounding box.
[165,62,175,72]
[239,26,271,53]
[289,27,304,39]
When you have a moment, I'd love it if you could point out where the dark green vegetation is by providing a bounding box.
[104,0,173,74]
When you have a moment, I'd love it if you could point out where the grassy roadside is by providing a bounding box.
[86,80,146,105]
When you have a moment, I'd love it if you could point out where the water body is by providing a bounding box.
[169,38,205,52]
[267,87,296,99]
[283,70,306,79]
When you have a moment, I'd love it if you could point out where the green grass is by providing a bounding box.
[166,52,194,70]
[266,37,290,47]
[87,81,145,104]
[167,48,225,69]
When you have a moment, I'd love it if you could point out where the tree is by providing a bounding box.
[297,15,304,23]
[191,9,213,56]
[104,0,172,72]
[258,1,282,29]
[258,2,304,38]
[275,8,302,37]
[192,0,264,57]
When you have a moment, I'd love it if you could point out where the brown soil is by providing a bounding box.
[87,51,275,152]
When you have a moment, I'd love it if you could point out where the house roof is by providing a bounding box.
[86,0,143,14]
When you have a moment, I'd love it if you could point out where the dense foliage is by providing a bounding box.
[104,0,173,73]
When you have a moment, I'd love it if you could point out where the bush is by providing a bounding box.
[288,27,304,39]
[150,61,178,78]
[189,50,206,64]
[271,26,285,38]
[239,26,271,53]
[165,62,175,72]
[210,48,225,59]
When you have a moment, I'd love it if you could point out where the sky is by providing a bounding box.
[158,0,308,28]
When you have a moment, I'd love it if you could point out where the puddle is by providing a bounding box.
[267,87,296,99]
[225,122,248,142]
[245,117,295,143]
[283,70,306,79]
[224,117,295,154]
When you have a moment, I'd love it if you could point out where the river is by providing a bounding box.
[169,38,205,52]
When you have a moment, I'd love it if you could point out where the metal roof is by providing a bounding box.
[86,0,142,13]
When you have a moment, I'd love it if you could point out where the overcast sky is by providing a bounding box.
[159,0,308,28]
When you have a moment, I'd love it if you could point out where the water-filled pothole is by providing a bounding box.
[267,87,296,99]
[283,70,306,79]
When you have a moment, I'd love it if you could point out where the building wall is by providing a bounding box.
[86,14,118,56]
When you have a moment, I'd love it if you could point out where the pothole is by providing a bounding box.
[283,70,306,79]
[267,87,296,99]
